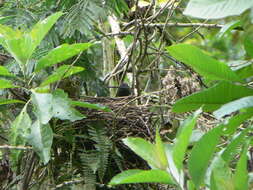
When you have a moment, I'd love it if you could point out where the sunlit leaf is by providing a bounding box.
[30,12,63,55]
[188,126,222,188]
[210,157,234,190]
[167,44,243,82]
[0,99,24,105]
[109,169,175,185]
[52,89,85,121]
[35,43,92,72]
[221,108,253,134]
[0,79,16,89]
[0,66,14,77]
[27,120,53,164]
[123,137,158,169]
[173,109,201,170]
[155,129,168,170]
[173,81,253,113]
[233,141,250,190]
[218,20,241,38]
[9,104,31,168]
[31,90,53,124]
[184,0,253,19]
[40,65,84,87]
[214,96,253,119]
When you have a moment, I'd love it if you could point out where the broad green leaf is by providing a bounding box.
[109,169,175,185]
[0,24,17,40]
[31,90,53,124]
[244,36,253,58]
[32,89,84,124]
[9,104,31,167]
[184,0,253,19]
[123,137,158,169]
[218,20,241,38]
[0,12,62,65]
[71,101,112,112]
[52,89,85,121]
[188,126,222,188]
[187,180,196,190]
[214,96,253,119]
[27,120,53,164]
[30,12,63,56]
[233,141,250,190]
[173,109,201,170]
[155,129,168,170]
[0,99,24,105]
[35,43,92,72]
[235,62,253,79]
[210,157,234,190]
[0,79,16,89]
[221,129,249,162]
[172,81,253,113]
[40,65,84,87]
[0,66,14,77]
[222,108,253,134]
[7,34,34,65]
[167,44,243,82]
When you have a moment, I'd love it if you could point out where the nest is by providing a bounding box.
[75,96,155,140]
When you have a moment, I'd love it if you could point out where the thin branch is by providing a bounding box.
[123,22,224,29]
[0,144,33,150]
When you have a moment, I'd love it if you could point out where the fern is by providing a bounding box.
[60,0,128,38]
[80,124,112,187]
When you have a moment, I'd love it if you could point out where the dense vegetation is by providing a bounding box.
[1,0,253,189]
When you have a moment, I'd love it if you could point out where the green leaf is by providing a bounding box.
[172,81,253,113]
[9,104,31,167]
[167,44,243,82]
[221,129,249,163]
[173,109,201,170]
[188,126,222,188]
[29,12,63,56]
[0,79,16,89]
[71,101,112,112]
[123,137,158,169]
[51,89,85,121]
[27,120,53,164]
[218,20,241,38]
[155,129,168,170]
[0,66,15,77]
[221,108,253,134]
[233,141,250,190]
[210,157,234,190]
[0,12,62,65]
[32,89,84,124]
[0,24,17,40]
[214,96,253,119]
[244,36,253,58]
[10,34,35,65]
[0,99,25,105]
[40,65,84,87]
[109,169,175,185]
[35,43,92,72]
[235,62,253,79]
[184,0,253,19]
[31,90,53,124]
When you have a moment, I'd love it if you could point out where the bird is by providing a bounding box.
[116,83,132,97]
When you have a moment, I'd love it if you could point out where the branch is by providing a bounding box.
[123,22,224,29]
[0,144,33,150]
